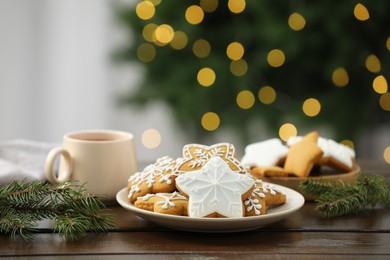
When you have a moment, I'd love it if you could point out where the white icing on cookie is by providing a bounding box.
[128,156,180,200]
[287,136,355,168]
[176,156,254,218]
[178,143,247,174]
[241,138,288,167]
[139,191,187,209]
[244,180,266,215]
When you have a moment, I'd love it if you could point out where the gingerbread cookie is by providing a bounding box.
[249,165,288,178]
[128,156,182,203]
[134,192,188,216]
[241,138,288,167]
[284,131,324,177]
[287,135,356,172]
[177,143,247,174]
[176,156,254,218]
[244,180,268,216]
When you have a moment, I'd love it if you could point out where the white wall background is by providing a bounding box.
[0,0,192,163]
[0,0,388,164]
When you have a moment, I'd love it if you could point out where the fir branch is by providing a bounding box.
[0,180,117,241]
[300,174,390,218]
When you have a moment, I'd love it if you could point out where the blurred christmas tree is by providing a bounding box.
[116,0,389,144]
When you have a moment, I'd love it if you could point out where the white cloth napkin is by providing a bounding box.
[0,139,58,185]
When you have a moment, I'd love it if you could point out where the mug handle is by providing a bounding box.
[45,147,73,184]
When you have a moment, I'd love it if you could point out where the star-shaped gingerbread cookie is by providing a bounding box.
[176,143,247,174]
[176,156,254,218]
[284,131,323,177]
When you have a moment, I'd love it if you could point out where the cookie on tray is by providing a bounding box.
[284,131,324,177]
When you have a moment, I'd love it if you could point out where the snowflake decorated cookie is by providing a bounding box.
[176,143,247,174]
[176,156,255,218]
[134,192,188,216]
[128,156,182,203]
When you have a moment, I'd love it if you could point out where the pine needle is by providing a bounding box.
[0,179,117,241]
[300,174,390,218]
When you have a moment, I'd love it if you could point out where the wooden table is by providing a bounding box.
[1,161,389,259]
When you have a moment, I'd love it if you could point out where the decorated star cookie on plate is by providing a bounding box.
[177,143,247,174]
[176,156,255,218]
[128,156,182,203]
[134,191,188,216]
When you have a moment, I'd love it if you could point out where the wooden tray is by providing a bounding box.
[263,166,361,201]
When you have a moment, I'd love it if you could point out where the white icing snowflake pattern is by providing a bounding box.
[128,157,180,200]
[178,143,247,174]
[176,156,254,218]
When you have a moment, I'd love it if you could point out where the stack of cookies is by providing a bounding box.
[241,131,356,179]
[128,143,286,218]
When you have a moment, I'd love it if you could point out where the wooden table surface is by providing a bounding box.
[1,161,389,259]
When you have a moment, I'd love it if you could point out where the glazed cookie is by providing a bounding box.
[128,156,182,203]
[260,180,286,207]
[241,138,288,167]
[134,192,188,216]
[176,156,255,218]
[244,180,268,216]
[177,143,247,174]
[284,132,324,177]
[288,136,356,172]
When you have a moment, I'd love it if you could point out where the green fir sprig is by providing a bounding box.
[300,174,390,218]
[0,180,117,241]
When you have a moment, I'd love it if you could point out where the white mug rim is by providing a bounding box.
[64,129,133,144]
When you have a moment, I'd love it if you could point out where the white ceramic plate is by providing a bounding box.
[116,183,305,233]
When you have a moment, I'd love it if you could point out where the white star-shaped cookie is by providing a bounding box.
[241,138,288,167]
[176,156,254,218]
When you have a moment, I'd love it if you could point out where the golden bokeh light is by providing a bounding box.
[193,39,211,58]
[379,93,390,111]
[185,5,204,25]
[136,1,155,20]
[387,37,390,51]
[288,12,306,31]
[354,3,370,21]
[302,98,321,117]
[197,67,216,87]
[267,49,286,68]
[141,128,161,149]
[340,140,355,150]
[142,23,158,43]
[145,0,161,6]
[137,43,156,62]
[226,42,245,61]
[365,54,381,73]
[258,86,276,105]
[200,0,218,13]
[154,24,174,44]
[170,31,188,50]
[236,90,255,109]
[373,75,388,94]
[384,146,390,164]
[332,67,349,87]
[228,0,246,14]
[279,123,297,142]
[230,59,248,76]
[201,112,220,131]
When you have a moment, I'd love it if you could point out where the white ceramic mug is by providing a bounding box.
[45,130,137,200]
